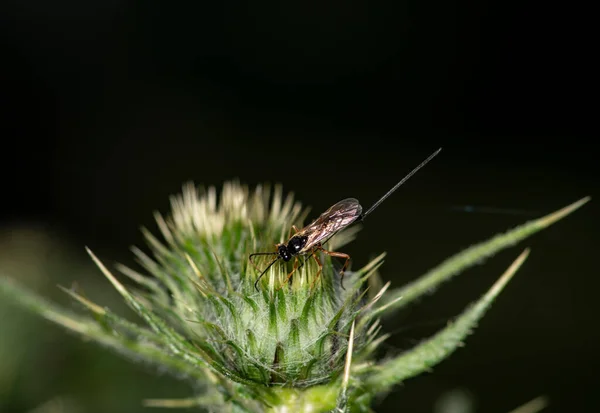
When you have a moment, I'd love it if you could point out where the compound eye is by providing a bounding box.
[278,245,291,261]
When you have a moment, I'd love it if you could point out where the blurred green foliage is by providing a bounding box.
[0,226,193,413]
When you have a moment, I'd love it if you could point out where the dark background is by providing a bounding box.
[1,1,597,413]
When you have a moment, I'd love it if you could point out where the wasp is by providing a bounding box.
[250,148,442,291]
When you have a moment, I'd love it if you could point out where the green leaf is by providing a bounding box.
[379,196,589,316]
[0,276,208,382]
[365,248,530,394]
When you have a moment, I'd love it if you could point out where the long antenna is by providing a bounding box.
[361,147,442,219]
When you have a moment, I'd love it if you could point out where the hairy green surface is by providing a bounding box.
[0,181,589,412]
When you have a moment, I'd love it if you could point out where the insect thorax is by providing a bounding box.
[287,235,308,255]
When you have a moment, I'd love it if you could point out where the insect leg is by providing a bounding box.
[297,251,313,273]
[309,252,324,290]
[295,247,317,274]
[319,249,351,290]
[287,224,301,240]
[277,257,300,291]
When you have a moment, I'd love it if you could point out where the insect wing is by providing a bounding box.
[300,198,363,251]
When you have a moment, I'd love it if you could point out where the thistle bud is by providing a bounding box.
[1,181,588,412]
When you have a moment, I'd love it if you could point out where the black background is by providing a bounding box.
[1,1,597,412]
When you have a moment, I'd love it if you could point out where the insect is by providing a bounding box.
[250,148,442,291]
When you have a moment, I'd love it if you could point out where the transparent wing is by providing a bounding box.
[299,198,363,251]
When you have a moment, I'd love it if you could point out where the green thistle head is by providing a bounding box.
[134,181,383,388]
[0,180,589,412]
